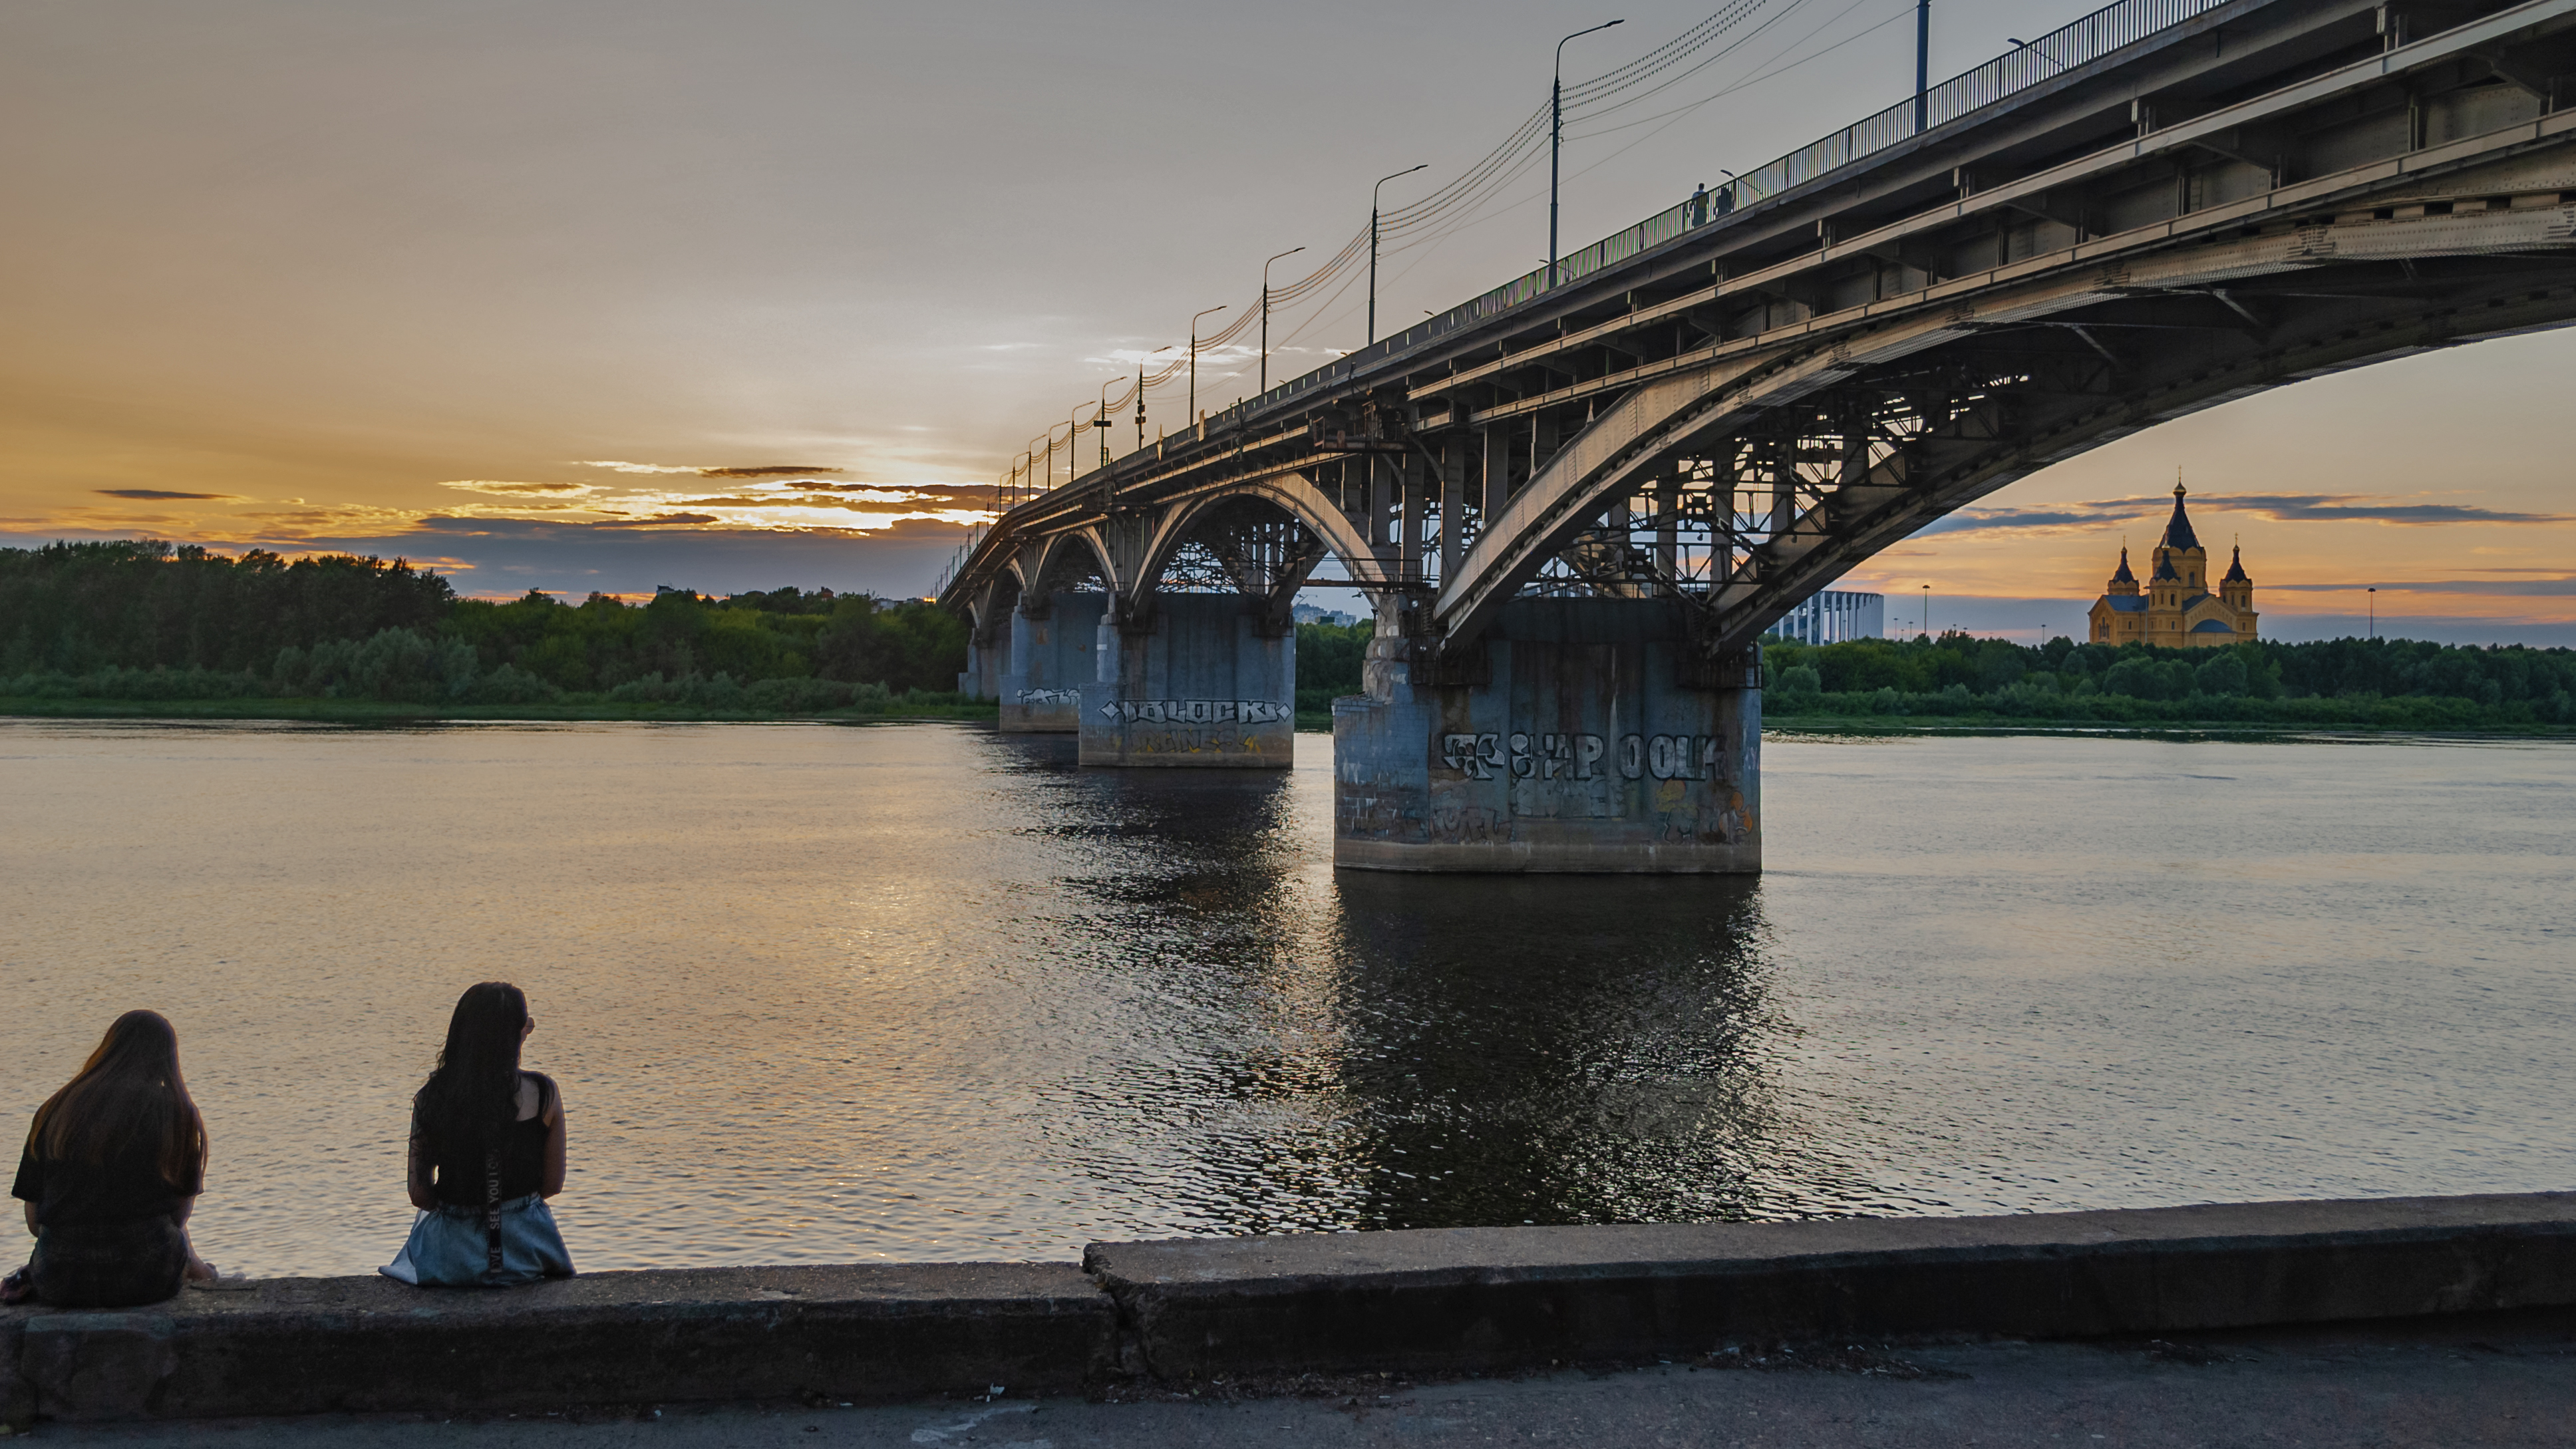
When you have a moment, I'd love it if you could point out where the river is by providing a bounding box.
[3,721,2569,1277]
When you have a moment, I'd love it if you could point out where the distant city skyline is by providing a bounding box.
[5,0,2569,644]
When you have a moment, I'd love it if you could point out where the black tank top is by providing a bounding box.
[426,1072,554,1208]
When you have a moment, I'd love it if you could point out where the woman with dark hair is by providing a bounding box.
[5,1011,219,1307]
[381,981,573,1287]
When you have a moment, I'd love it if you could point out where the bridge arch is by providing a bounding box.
[1129,470,1396,609]
[1436,208,2576,655]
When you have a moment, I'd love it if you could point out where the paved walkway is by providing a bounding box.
[25,1313,2576,1448]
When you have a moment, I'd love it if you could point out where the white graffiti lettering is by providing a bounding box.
[1015,688,1080,705]
[1096,699,1291,724]
[1619,733,1729,781]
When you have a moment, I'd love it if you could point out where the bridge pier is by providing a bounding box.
[1078,595,1295,768]
[998,592,1106,732]
[1333,599,1759,873]
[957,633,1003,702]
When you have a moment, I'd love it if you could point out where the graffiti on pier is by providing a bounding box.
[1440,732,1726,782]
[1015,688,1080,705]
[1098,699,1293,725]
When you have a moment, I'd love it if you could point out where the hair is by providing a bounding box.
[27,1009,208,1194]
[412,981,529,1154]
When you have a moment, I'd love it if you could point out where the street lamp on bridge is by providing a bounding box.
[1261,245,1305,396]
[1188,303,1228,424]
[1134,345,1174,458]
[1039,419,1072,496]
[1096,378,1121,472]
[1369,163,1426,345]
[1550,19,1624,291]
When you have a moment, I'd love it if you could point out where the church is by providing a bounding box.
[2088,484,2258,647]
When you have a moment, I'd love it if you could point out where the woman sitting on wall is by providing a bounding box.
[4,1010,220,1307]
[382,981,574,1287]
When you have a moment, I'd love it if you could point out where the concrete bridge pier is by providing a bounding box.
[1077,594,1295,767]
[1333,598,1759,872]
[997,591,1105,732]
[957,625,1005,702]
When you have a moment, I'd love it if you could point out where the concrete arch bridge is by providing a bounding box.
[939,0,2576,872]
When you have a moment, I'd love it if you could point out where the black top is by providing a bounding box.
[418,1072,555,1208]
[13,1132,199,1230]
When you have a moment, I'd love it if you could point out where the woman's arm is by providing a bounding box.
[406,1117,438,1212]
[540,1082,566,1200]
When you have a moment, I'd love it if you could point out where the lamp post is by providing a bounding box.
[1551,19,1625,289]
[1027,430,1055,502]
[1096,379,1119,471]
[1030,430,1050,500]
[1913,0,1930,134]
[1070,404,1095,482]
[1261,245,1305,395]
[1188,304,1228,424]
[2368,586,2377,639]
[1134,345,1174,458]
[1369,164,1426,345]
[1922,582,1932,639]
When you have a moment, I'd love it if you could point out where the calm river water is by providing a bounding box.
[3,721,2571,1276]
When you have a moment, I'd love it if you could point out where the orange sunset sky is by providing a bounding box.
[5,1,2570,645]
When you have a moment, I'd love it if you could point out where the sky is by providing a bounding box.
[4,0,2569,644]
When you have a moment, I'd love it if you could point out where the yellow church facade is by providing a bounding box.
[2088,484,2258,648]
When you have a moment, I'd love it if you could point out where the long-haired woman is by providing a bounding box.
[6,1011,218,1307]
[381,981,573,1287]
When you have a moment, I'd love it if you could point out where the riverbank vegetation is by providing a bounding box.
[9,543,2567,731]
[1296,618,2573,732]
[1762,632,2576,731]
[1,540,982,720]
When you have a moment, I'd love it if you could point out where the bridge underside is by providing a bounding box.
[944,0,2576,871]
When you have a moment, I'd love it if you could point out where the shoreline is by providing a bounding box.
[0,697,1001,725]
[4,697,2570,742]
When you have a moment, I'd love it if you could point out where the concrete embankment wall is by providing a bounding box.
[7,1192,2572,1424]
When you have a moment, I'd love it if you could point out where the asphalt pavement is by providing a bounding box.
[19,1311,2575,1448]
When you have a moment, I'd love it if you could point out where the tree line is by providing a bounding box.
[10,543,2566,727]
[1764,633,2576,727]
[1,540,969,708]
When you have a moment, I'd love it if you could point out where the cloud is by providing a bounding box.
[94,488,240,501]
[2265,576,2576,597]
[1915,491,2576,540]
[697,465,844,478]
[2,517,978,601]
[438,480,594,496]
[572,460,705,474]
[601,512,723,527]
[2211,494,2573,526]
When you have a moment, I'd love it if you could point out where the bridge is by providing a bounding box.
[938,0,2576,872]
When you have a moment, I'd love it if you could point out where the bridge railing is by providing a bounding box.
[1242,0,2238,417]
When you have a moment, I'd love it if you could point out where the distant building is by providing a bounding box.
[1768,590,1884,644]
[2088,484,2257,648]
[1292,602,1361,628]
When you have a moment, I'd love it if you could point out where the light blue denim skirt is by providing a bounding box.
[380,1194,574,1287]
